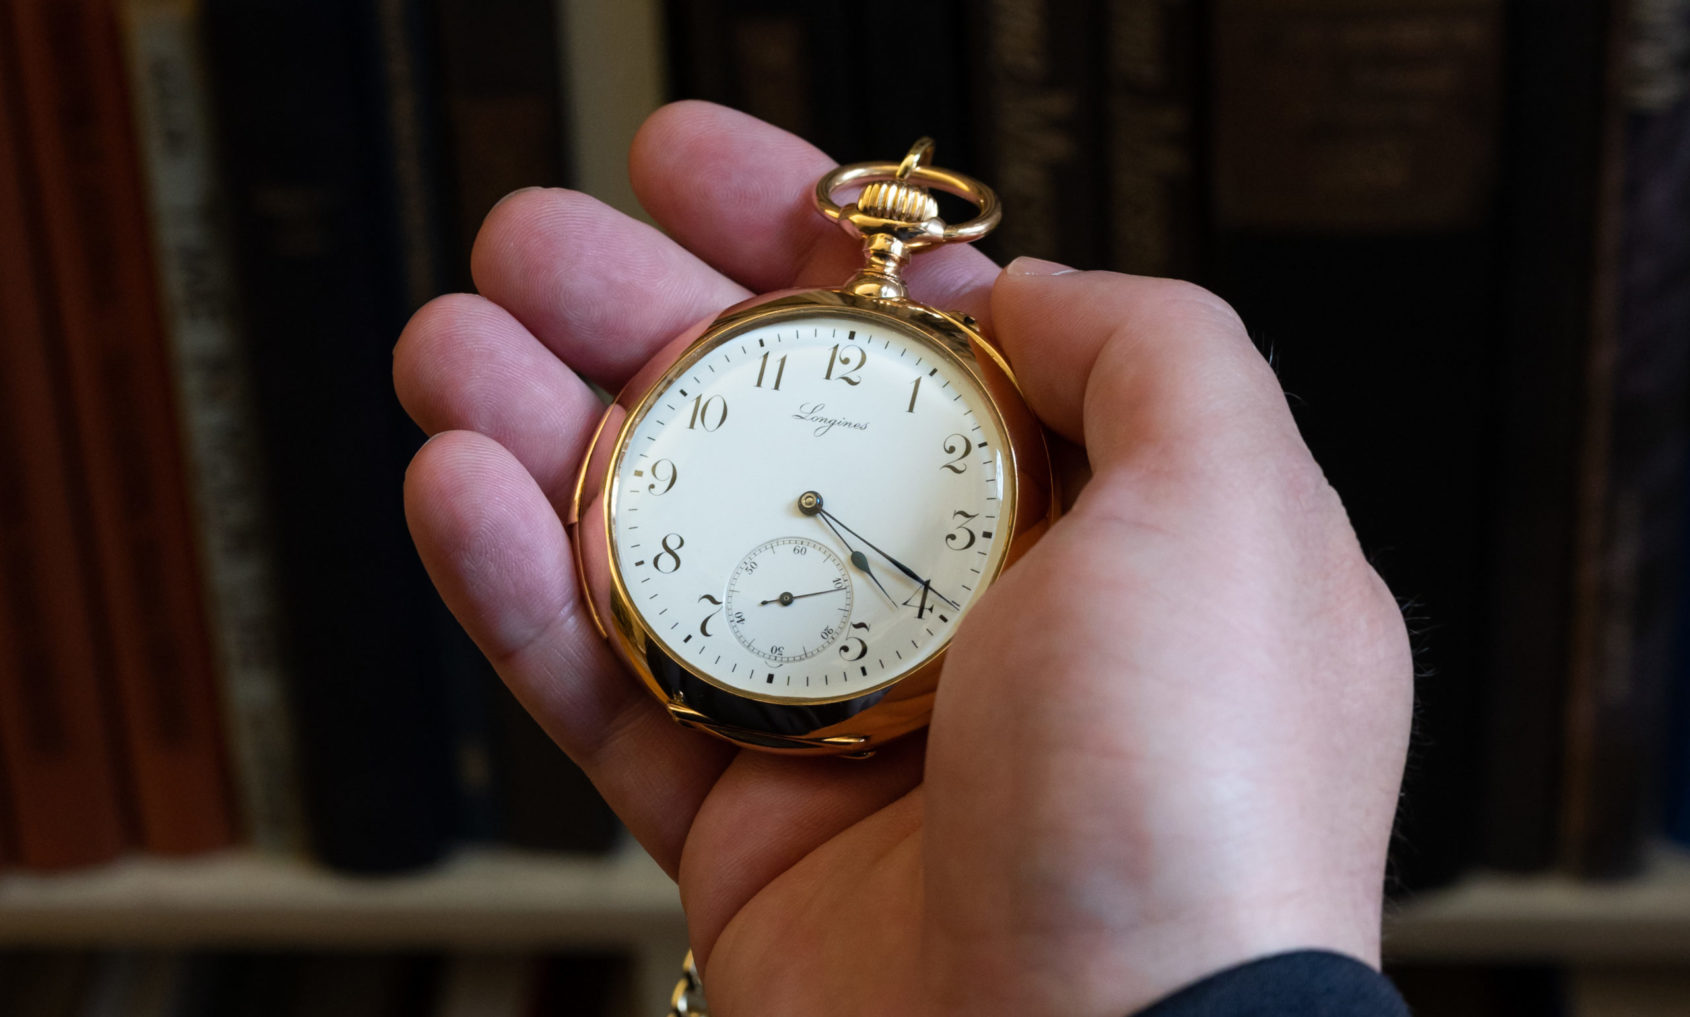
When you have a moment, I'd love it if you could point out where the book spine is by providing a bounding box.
[662,0,859,159]
[1207,0,1506,892]
[973,0,1109,267]
[850,1,975,170]
[116,0,307,853]
[1101,0,1203,278]
[493,681,620,853]
[6,0,234,855]
[203,0,456,871]
[431,0,568,289]
[0,10,130,870]
[1563,0,1690,877]
[1471,0,1612,874]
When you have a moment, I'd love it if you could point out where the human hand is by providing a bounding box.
[395,102,1413,1016]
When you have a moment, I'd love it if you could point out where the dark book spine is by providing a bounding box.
[0,9,130,870]
[203,0,457,872]
[1471,0,1613,874]
[1101,0,1204,278]
[432,0,568,290]
[430,0,578,844]
[8,0,235,856]
[972,0,1109,267]
[1206,0,1506,893]
[663,0,859,159]
[492,683,620,854]
[850,2,976,172]
[1563,0,1690,877]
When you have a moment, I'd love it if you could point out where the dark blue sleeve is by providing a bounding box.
[1133,950,1410,1017]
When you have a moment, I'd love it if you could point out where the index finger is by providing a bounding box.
[630,101,1001,322]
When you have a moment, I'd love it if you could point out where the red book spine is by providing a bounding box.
[6,0,234,854]
[0,10,130,869]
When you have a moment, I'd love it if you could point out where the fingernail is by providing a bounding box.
[490,185,545,213]
[1006,256,1080,277]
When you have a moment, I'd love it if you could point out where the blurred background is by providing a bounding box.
[0,0,1686,1014]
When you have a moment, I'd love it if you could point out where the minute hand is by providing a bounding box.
[814,506,961,611]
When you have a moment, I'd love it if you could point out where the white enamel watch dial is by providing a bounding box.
[606,311,1012,704]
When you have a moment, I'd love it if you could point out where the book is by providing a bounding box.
[431,0,570,290]
[663,0,859,160]
[434,953,541,1017]
[0,7,130,870]
[970,0,1110,267]
[288,954,435,1017]
[202,0,460,871]
[492,682,621,854]
[1471,0,1615,875]
[7,0,235,857]
[1206,0,1506,893]
[1101,0,1204,278]
[117,0,307,854]
[1,1,156,861]
[663,1,974,174]
[558,0,666,225]
[1387,963,1566,1017]
[1561,0,1690,878]
[12,951,95,1017]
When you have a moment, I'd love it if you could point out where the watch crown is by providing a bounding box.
[856,180,938,224]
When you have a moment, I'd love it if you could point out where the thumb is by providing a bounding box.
[989,258,1297,475]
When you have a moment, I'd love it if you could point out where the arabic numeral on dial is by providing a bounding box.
[687,394,727,431]
[820,625,836,642]
[648,458,677,495]
[653,533,685,573]
[907,376,920,412]
[941,433,973,473]
[697,594,722,636]
[838,621,870,661]
[755,351,787,390]
[824,344,866,385]
[946,509,978,550]
[769,644,784,657]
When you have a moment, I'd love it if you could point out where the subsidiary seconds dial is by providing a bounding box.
[724,537,853,663]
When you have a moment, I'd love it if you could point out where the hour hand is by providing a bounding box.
[798,491,960,611]
[799,493,897,606]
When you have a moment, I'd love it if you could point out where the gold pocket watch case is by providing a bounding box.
[567,141,1057,755]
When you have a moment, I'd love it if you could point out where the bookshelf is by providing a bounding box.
[9,842,1690,961]
[1384,844,1690,963]
[0,845,690,1015]
[4,0,1688,1014]
[0,845,679,949]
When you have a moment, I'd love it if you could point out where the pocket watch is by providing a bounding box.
[568,140,1056,755]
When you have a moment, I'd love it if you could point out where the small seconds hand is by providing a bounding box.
[759,588,845,607]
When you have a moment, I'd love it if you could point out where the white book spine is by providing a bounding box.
[119,0,305,852]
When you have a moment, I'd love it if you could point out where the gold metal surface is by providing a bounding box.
[568,145,1054,755]
[667,950,707,1016]
[813,138,1001,300]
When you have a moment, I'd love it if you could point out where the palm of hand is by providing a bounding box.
[396,103,1412,1017]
